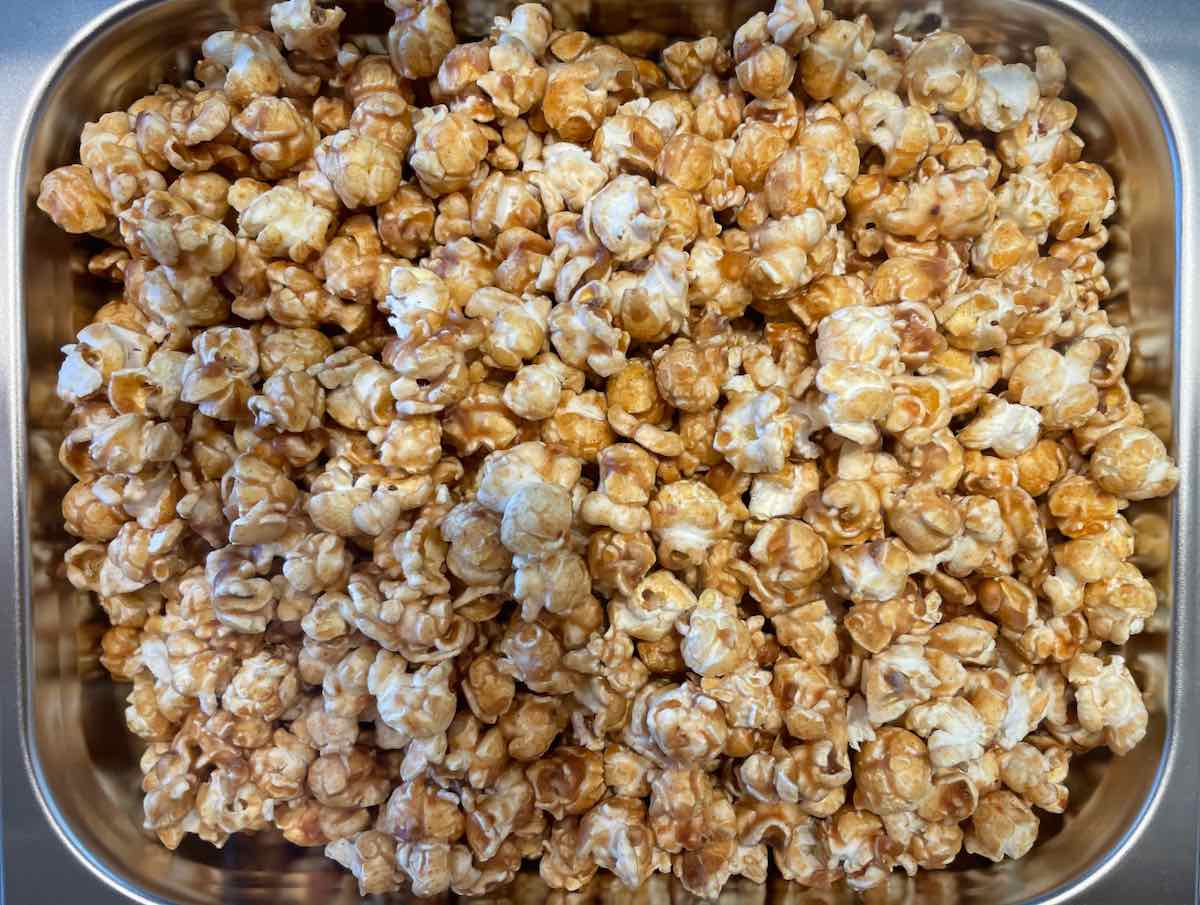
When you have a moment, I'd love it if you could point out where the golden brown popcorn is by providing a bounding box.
[167,172,230,223]
[326,831,401,896]
[747,211,830,300]
[584,174,665,263]
[829,539,911,608]
[270,0,344,59]
[883,170,997,242]
[200,29,320,105]
[905,32,979,114]
[854,90,937,178]
[853,727,932,815]
[314,130,403,209]
[465,287,550,371]
[409,106,489,196]
[1066,653,1148,755]
[526,746,605,820]
[740,519,828,609]
[40,1,1171,893]
[37,164,115,235]
[373,186,435,260]
[528,144,608,218]
[587,529,656,601]
[612,247,689,346]
[964,791,1038,862]
[886,483,962,555]
[313,348,399,430]
[801,479,880,548]
[648,480,733,571]
[498,693,568,762]
[238,185,334,263]
[625,679,729,769]
[80,112,167,212]
[799,16,872,100]
[733,13,796,100]
[577,797,669,889]
[678,590,762,677]
[962,59,1039,133]
[547,287,630,379]
[474,442,582,517]
[222,650,300,720]
[1007,344,1100,431]
[368,653,457,743]
[592,106,663,179]
[1050,161,1116,241]
[477,30,549,119]
[387,0,456,80]
[57,322,153,406]
[178,327,259,421]
[470,172,543,242]
[580,443,656,534]
[862,640,938,725]
[541,62,608,142]
[1090,426,1179,500]
[232,97,319,180]
[998,743,1069,813]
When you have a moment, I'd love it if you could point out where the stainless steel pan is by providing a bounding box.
[2,1,1198,902]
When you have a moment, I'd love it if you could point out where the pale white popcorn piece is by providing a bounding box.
[957,395,1041,458]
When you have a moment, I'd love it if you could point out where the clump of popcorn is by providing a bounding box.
[43,0,1172,897]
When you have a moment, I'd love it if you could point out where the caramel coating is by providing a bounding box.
[41,0,1170,895]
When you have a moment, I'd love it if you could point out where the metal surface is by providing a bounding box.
[1,0,1198,903]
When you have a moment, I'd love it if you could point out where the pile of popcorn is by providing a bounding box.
[38,0,1179,896]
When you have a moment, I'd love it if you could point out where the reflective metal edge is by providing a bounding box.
[1,1,1198,904]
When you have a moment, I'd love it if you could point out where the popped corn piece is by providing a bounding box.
[368,654,456,743]
[387,0,455,80]
[998,742,1069,813]
[474,441,582,514]
[904,698,988,769]
[714,389,796,474]
[964,791,1038,862]
[677,590,760,677]
[733,14,796,100]
[80,112,167,211]
[579,797,669,889]
[1051,161,1116,240]
[326,831,401,896]
[625,679,729,768]
[38,164,115,235]
[526,746,605,819]
[966,60,1039,133]
[541,389,615,462]
[853,727,932,814]
[800,16,872,101]
[649,480,733,570]
[747,211,830,301]
[585,174,665,263]
[905,32,979,114]
[957,395,1041,458]
[547,288,630,379]
[409,106,489,196]
[1090,426,1179,500]
[1066,653,1148,755]
[238,185,333,263]
[863,641,938,725]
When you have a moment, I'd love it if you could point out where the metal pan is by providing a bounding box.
[2,0,1197,902]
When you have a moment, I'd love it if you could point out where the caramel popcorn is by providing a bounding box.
[42,0,1173,894]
